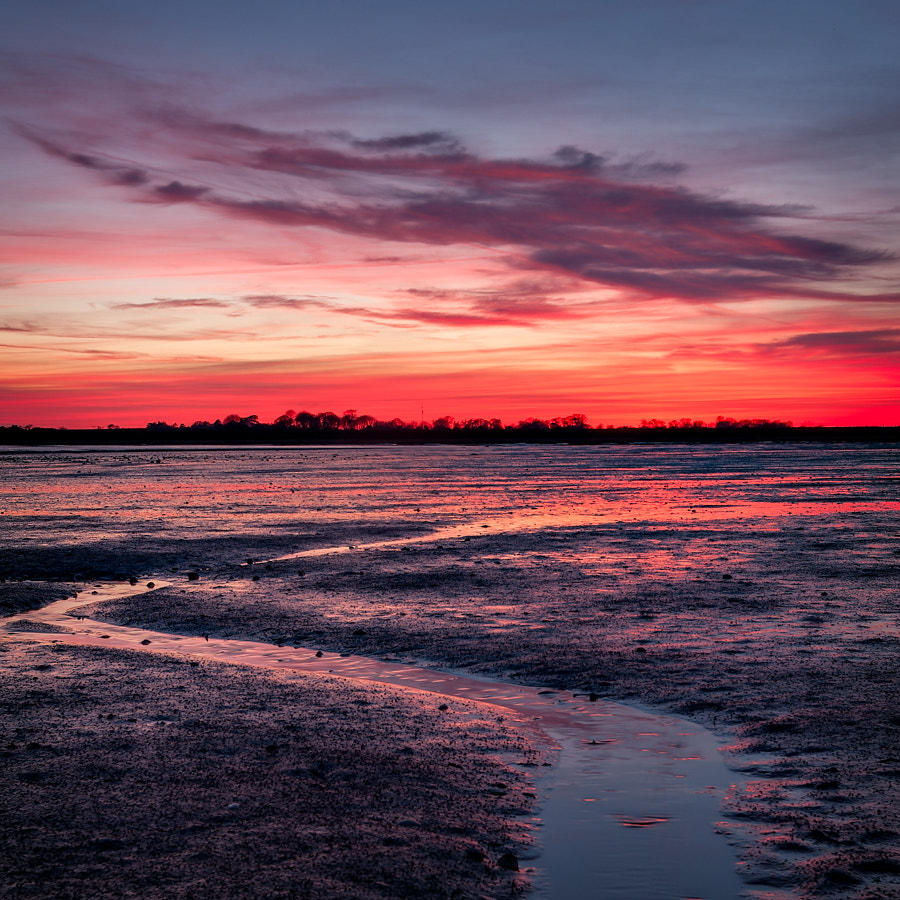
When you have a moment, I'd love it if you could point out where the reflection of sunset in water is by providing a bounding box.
[3,444,897,546]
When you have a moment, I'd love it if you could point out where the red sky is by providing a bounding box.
[2,1,898,427]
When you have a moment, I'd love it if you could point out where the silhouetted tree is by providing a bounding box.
[517,417,550,431]
[274,409,296,427]
[223,414,259,428]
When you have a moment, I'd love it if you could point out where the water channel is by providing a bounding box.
[7,574,748,900]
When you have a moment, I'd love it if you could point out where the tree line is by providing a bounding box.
[147,409,593,433]
[6,409,899,445]
[142,410,795,435]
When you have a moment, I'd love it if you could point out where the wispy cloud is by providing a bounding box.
[0,316,254,343]
[113,297,230,310]
[0,341,146,360]
[240,283,594,328]
[375,282,599,328]
[766,328,900,357]
[242,294,333,310]
[14,101,897,315]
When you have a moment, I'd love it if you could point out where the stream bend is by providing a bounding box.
[6,579,747,900]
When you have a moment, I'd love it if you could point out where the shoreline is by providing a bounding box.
[2,429,900,450]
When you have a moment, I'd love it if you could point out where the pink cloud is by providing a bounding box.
[15,108,897,316]
[242,294,333,310]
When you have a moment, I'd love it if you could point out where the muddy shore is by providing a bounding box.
[61,520,900,900]
[3,444,898,898]
[1,628,542,900]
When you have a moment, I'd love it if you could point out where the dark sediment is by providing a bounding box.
[0,522,424,582]
[79,520,900,899]
[0,638,541,900]
[0,582,75,617]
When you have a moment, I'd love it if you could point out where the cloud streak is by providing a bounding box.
[15,107,897,314]
[766,328,900,357]
[242,294,333,310]
[113,297,230,310]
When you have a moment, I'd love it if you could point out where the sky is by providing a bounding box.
[2,0,898,428]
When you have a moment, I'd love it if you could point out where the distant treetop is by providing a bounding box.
[145,410,794,433]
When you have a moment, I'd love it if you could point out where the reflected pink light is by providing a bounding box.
[614,816,671,828]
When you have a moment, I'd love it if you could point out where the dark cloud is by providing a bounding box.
[10,121,149,184]
[769,328,900,356]
[113,298,229,310]
[19,110,899,308]
[9,120,161,194]
[552,145,607,172]
[151,181,209,202]
[352,131,463,155]
[0,321,42,333]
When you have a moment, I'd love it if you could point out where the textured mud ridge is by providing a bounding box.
[0,636,542,900]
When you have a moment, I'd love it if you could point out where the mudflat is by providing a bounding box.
[0,632,541,900]
[2,444,899,898]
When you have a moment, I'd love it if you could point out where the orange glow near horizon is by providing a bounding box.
[2,54,898,429]
[2,339,897,428]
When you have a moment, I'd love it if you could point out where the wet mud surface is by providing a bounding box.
[81,526,900,898]
[3,444,899,898]
[0,637,541,900]
[0,582,75,617]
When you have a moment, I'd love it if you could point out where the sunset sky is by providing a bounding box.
[2,0,898,428]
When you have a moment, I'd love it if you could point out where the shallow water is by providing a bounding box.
[2,443,897,549]
[8,581,746,900]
